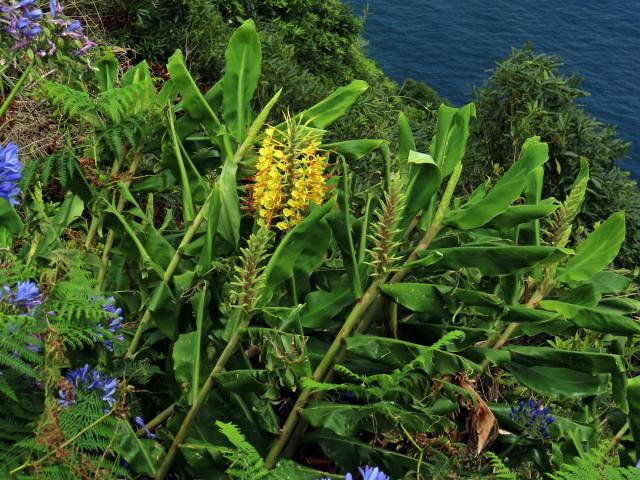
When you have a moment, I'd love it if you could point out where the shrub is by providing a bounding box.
[469,45,640,270]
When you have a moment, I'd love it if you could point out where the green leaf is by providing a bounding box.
[222,20,262,143]
[429,103,475,177]
[262,198,335,304]
[214,156,241,249]
[380,283,448,317]
[628,376,640,458]
[292,80,368,129]
[173,331,200,404]
[121,60,151,87]
[427,245,570,276]
[346,335,475,375]
[0,198,23,235]
[401,151,442,233]
[397,112,415,178]
[114,420,165,476]
[52,193,84,234]
[322,139,385,162]
[305,430,418,478]
[487,201,558,230]
[300,274,356,329]
[507,363,608,398]
[95,50,118,92]
[557,211,626,283]
[540,300,640,335]
[446,136,549,229]
[505,345,625,375]
[167,50,223,138]
[176,81,223,140]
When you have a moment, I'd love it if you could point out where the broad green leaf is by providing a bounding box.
[446,136,549,229]
[505,345,625,375]
[557,211,626,283]
[397,112,415,178]
[346,335,476,375]
[0,198,23,235]
[322,139,385,162]
[381,283,501,316]
[487,201,558,230]
[52,193,84,234]
[300,274,356,329]
[176,81,223,140]
[222,20,262,142]
[426,245,570,276]
[173,331,201,404]
[429,103,475,177]
[121,60,151,87]
[301,401,450,438]
[507,363,608,398]
[114,420,165,476]
[379,283,448,317]
[400,150,442,233]
[167,50,223,138]
[305,430,418,478]
[95,50,118,92]
[540,300,640,335]
[262,198,335,304]
[167,110,195,221]
[628,376,640,457]
[213,157,240,249]
[291,80,368,129]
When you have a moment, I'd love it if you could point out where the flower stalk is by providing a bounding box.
[264,163,463,468]
[155,229,271,478]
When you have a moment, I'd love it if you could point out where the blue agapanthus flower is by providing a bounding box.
[0,142,22,206]
[59,364,118,410]
[509,399,555,440]
[135,416,157,439]
[92,296,125,351]
[0,280,42,312]
[321,466,390,480]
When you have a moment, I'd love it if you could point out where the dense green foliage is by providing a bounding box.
[78,0,442,164]
[1,2,640,479]
[469,45,640,269]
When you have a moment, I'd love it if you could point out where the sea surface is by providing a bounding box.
[347,0,640,178]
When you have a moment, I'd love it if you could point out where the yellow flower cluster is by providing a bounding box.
[252,123,328,231]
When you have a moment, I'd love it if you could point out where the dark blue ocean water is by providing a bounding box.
[347,0,640,178]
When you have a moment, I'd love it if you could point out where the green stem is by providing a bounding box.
[155,313,251,479]
[0,64,32,119]
[135,403,176,437]
[479,268,555,372]
[85,146,130,250]
[97,151,143,289]
[265,163,463,468]
[125,186,217,359]
[264,282,382,468]
[10,407,114,475]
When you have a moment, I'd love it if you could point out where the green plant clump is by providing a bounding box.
[1,3,640,480]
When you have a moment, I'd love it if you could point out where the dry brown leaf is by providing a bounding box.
[459,375,498,454]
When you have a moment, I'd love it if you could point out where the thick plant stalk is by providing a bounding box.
[154,312,250,479]
[125,90,279,359]
[97,151,143,289]
[479,268,555,371]
[155,229,270,478]
[264,163,463,468]
[125,186,217,359]
[85,145,131,250]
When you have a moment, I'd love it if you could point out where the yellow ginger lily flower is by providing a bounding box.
[252,119,329,231]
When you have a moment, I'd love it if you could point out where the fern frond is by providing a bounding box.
[485,451,517,479]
